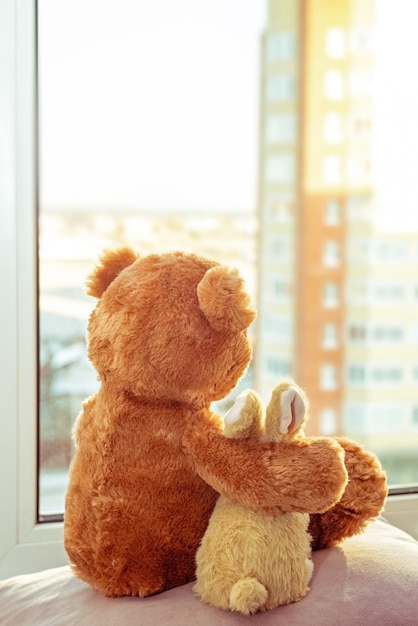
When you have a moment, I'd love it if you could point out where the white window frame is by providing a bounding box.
[0,0,67,579]
[0,0,417,583]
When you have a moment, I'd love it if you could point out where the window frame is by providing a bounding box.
[0,0,417,582]
[0,0,66,579]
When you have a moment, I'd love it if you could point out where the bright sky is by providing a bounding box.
[38,0,266,213]
[372,0,418,231]
[39,0,418,230]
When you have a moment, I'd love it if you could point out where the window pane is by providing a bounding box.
[37,0,263,518]
[266,31,296,61]
[38,0,418,519]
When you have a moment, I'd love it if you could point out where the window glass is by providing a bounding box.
[266,31,296,61]
[38,0,418,519]
[323,113,344,143]
[323,323,338,349]
[320,364,338,391]
[323,240,340,267]
[320,408,338,435]
[323,282,339,308]
[322,155,342,184]
[324,199,341,225]
[325,28,346,58]
[348,67,374,97]
[266,74,296,102]
[349,26,374,54]
[324,70,345,100]
[265,113,297,144]
[265,154,296,184]
[37,0,264,516]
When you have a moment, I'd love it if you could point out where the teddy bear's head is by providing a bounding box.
[85,248,256,405]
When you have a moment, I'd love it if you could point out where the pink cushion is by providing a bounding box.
[1,519,418,625]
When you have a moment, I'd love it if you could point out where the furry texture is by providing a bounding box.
[64,248,387,599]
[194,382,314,614]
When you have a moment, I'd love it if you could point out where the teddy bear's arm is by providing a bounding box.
[183,411,348,515]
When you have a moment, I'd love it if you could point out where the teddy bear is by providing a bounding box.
[64,247,387,599]
[194,381,314,614]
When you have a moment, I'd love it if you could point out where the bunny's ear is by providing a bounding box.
[223,390,263,440]
[86,247,140,298]
[197,265,256,332]
[277,386,306,435]
[264,382,307,441]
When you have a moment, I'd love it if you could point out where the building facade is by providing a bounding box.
[256,0,418,482]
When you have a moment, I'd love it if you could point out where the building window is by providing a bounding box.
[372,326,403,342]
[266,74,296,102]
[326,28,346,58]
[323,113,344,143]
[346,195,372,222]
[347,280,368,303]
[348,112,372,140]
[373,282,405,302]
[266,357,292,377]
[345,403,403,435]
[265,234,291,261]
[349,236,408,265]
[320,408,338,434]
[265,113,296,144]
[348,278,405,304]
[324,70,345,100]
[324,199,341,225]
[322,323,338,349]
[347,237,370,262]
[264,192,294,224]
[346,154,371,184]
[370,366,403,384]
[264,315,293,341]
[323,155,342,184]
[263,192,294,223]
[348,68,374,97]
[348,365,366,385]
[275,280,289,298]
[266,31,296,61]
[323,240,340,267]
[411,324,418,345]
[265,153,296,184]
[323,282,339,308]
[348,324,367,342]
[348,364,403,386]
[349,26,374,54]
[372,239,407,264]
[320,364,338,391]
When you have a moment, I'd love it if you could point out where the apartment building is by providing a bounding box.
[256,0,418,480]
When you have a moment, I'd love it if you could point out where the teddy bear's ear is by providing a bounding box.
[197,266,256,332]
[86,247,140,297]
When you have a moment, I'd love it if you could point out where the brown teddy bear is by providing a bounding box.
[194,381,314,614]
[64,248,387,599]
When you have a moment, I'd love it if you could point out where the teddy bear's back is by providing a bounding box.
[64,389,219,597]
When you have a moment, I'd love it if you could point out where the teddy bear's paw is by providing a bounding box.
[223,390,263,440]
[335,437,388,518]
[309,438,388,550]
[264,380,307,442]
[229,577,268,615]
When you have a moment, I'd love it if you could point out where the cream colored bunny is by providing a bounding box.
[194,381,314,615]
